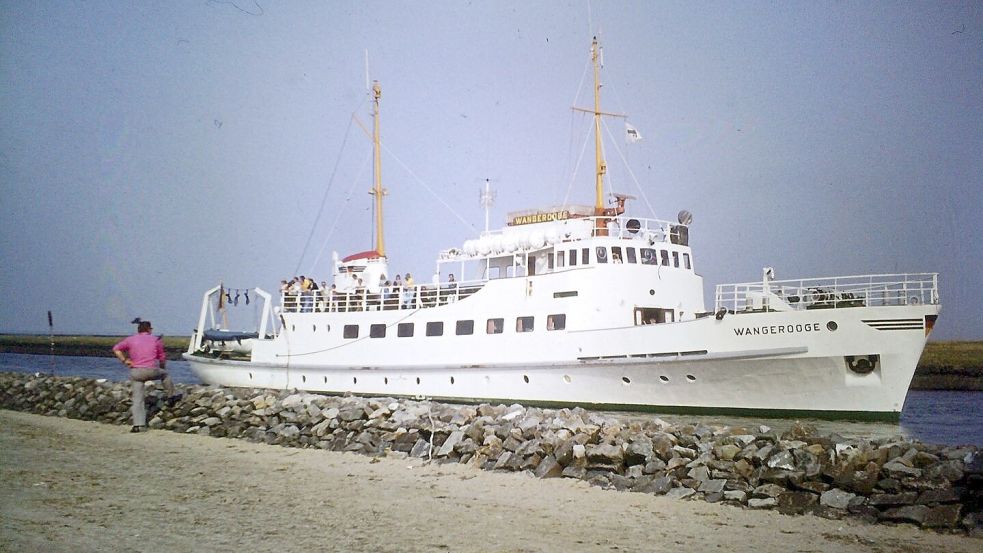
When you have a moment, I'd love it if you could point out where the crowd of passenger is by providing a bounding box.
[280,272,462,313]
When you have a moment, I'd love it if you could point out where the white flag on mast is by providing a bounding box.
[625,122,643,143]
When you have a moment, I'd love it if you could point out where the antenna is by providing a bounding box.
[479,178,496,233]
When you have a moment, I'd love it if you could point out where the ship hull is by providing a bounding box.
[184,303,937,421]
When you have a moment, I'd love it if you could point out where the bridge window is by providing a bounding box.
[343,325,359,339]
[547,253,554,269]
[596,247,608,263]
[611,247,623,264]
[397,323,414,337]
[626,247,637,264]
[568,249,577,266]
[369,324,386,338]
[557,251,565,268]
[672,251,680,268]
[455,320,474,335]
[683,253,691,270]
[486,318,503,334]
[660,250,670,266]
[582,248,589,265]
[516,316,534,333]
[547,314,566,330]
[426,321,443,336]
[641,248,657,265]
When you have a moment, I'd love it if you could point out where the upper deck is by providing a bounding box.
[715,272,940,313]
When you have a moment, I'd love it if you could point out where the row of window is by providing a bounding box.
[538,246,692,273]
[342,314,567,339]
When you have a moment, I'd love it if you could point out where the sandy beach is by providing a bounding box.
[2,411,979,552]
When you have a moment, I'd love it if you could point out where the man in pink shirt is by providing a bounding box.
[113,320,180,432]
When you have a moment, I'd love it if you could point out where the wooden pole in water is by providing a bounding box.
[47,310,54,375]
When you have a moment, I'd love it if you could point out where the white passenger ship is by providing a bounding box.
[185,39,940,420]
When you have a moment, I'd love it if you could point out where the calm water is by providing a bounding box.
[1,353,979,447]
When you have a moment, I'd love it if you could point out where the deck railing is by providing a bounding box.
[714,273,939,313]
[280,278,486,314]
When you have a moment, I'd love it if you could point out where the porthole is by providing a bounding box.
[416,377,421,385]
[686,374,696,382]
[622,376,631,385]
[563,375,572,384]
[450,376,455,385]
[523,375,530,383]
[659,375,669,383]
[649,289,655,296]
[827,321,838,331]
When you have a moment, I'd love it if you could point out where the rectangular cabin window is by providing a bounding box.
[557,251,565,268]
[456,320,474,335]
[343,325,359,339]
[581,248,589,265]
[636,308,675,325]
[547,314,566,331]
[568,249,577,266]
[672,251,680,268]
[369,324,386,338]
[611,246,623,264]
[660,250,670,266]
[516,316,534,333]
[683,253,691,270]
[426,321,443,337]
[596,247,608,263]
[547,253,554,270]
[528,255,536,276]
[626,247,637,264]
[640,248,658,265]
[397,323,414,337]
[486,318,503,334]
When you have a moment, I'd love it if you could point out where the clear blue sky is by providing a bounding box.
[1,1,980,340]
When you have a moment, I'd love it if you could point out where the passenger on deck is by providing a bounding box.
[441,273,458,304]
[401,273,415,309]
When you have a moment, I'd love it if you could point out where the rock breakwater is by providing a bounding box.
[1,371,980,535]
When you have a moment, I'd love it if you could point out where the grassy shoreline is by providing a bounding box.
[1,334,980,390]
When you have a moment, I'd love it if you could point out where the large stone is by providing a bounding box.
[437,430,465,457]
[820,488,857,510]
[777,491,818,515]
[698,479,727,494]
[880,505,930,525]
[767,450,796,471]
[882,460,922,479]
[587,443,624,466]
[748,497,778,509]
[625,440,653,466]
[665,487,696,500]
[868,492,918,507]
[922,504,963,529]
[752,483,786,499]
[916,488,962,505]
[715,444,741,461]
[634,476,673,495]
[534,455,563,478]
